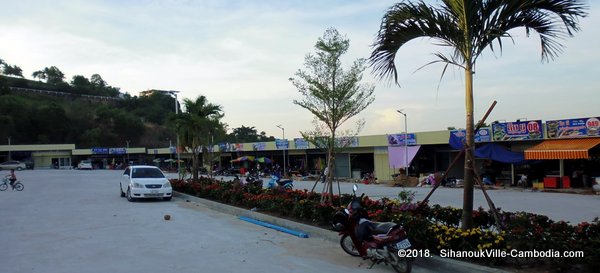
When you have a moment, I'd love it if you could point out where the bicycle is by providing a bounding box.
[0,176,24,191]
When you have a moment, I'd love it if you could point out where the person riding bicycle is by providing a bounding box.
[7,169,17,189]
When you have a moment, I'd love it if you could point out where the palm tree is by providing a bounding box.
[369,0,587,229]
[173,95,223,180]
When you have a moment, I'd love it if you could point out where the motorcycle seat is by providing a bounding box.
[371,222,397,235]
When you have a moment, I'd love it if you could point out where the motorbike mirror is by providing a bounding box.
[344,208,350,214]
[352,184,358,193]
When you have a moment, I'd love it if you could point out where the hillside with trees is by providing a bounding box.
[0,60,275,148]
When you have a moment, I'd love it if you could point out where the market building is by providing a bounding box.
[1,115,599,189]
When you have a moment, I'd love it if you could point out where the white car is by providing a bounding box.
[120,165,172,202]
[77,160,93,170]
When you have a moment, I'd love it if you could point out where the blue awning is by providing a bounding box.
[449,134,525,164]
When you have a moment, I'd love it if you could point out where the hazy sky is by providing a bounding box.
[1,0,598,139]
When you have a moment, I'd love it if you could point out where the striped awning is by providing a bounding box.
[524,138,600,160]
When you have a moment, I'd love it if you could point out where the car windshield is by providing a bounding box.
[131,168,165,178]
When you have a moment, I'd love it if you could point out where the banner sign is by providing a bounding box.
[92,147,109,154]
[451,128,492,143]
[294,138,309,149]
[546,117,600,138]
[252,142,266,151]
[218,143,230,152]
[109,148,126,155]
[492,120,543,141]
[336,136,359,147]
[275,139,289,150]
[387,133,416,146]
[231,143,243,151]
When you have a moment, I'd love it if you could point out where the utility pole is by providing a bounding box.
[276,125,286,176]
[7,136,11,161]
[397,110,408,174]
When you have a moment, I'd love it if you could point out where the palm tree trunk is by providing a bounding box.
[462,65,475,229]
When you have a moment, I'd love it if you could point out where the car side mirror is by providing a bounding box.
[123,174,129,178]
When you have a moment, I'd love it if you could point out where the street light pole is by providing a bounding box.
[7,136,11,161]
[276,125,286,176]
[397,110,408,175]
[169,90,181,175]
[126,140,130,165]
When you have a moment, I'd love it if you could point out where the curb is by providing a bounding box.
[174,191,512,273]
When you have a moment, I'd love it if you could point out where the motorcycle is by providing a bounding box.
[266,174,293,190]
[332,184,412,273]
[245,170,263,188]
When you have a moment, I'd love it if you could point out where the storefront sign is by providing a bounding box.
[492,120,543,141]
[252,142,266,151]
[387,133,416,146]
[451,128,492,143]
[275,139,289,150]
[294,138,309,149]
[337,136,359,147]
[218,143,230,152]
[92,147,109,154]
[109,148,126,155]
[546,117,600,138]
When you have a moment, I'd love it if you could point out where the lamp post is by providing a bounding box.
[168,90,181,174]
[7,136,11,161]
[396,110,408,174]
[126,140,130,165]
[276,125,286,176]
[168,138,172,169]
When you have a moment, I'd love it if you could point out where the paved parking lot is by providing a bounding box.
[1,169,594,273]
[0,169,398,273]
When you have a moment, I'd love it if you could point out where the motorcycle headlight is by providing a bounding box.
[133,182,144,188]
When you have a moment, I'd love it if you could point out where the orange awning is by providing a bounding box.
[524,138,600,160]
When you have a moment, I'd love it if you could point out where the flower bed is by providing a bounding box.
[171,178,599,272]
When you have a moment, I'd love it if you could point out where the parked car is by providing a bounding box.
[120,165,172,202]
[77,160,93,170]
[0,161,26,171]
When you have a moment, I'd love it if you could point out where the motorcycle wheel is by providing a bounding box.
[388,248,412,273]
[340,235,361,257]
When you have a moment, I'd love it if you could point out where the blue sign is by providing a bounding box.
[275,139,289,150]
[546,117,600,138]
[451,128,492,143]
[109,148,126,155]
[387,134,416,146]
[252,142,266,151]
[336,136,359,147]
[294,138,309,149]
[92,147,109,154]
[492,120,543,141]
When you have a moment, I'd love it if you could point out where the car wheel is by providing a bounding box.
[120,184,126,197]
[126,188,136,202]
[163,196,172,201]
[16,167,23,171]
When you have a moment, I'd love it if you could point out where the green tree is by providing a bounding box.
[172,95,224,180]
[227,125,275,143]
[2,64,23,77]
[369,0,587,229]
[290,28,375,203]
[32,66,65,85]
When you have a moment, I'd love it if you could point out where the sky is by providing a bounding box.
[1,0,598,139]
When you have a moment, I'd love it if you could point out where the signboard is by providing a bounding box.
[218,143,230,152]
[231,143,243,151]
[451,128,492,143]
[252,142,266,151]
[275,139,289,150]
[546,117,600,138]
[92,147,109,154]
[387,133,417,146]
[294,138,309,149]
[336,136,359,147]
[492,120,543,141]
[109,148,126,155]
